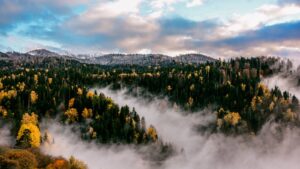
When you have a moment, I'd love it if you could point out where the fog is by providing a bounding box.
[40,86,300,169]
[41,122,150,169]
[98,88,300,169]
[263,56,300,99]
[0,125,12,146]
[263,74,300,99]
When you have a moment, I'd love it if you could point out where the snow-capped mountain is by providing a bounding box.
[93,53,215,65]
[1,49,216,66]
[26,49,60,57]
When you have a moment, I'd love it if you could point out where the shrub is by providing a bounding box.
[3,149,38,169]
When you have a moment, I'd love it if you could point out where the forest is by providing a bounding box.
[0,56,299,168]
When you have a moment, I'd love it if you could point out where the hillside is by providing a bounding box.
[0,55,299,169]
[0,49,215,66]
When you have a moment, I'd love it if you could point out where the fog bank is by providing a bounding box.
[0,125,12,146]
[41,122,151,169]
[98,88,300,169]
[41,87,300,169]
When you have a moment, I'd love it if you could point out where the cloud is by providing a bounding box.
[213,21,300,51]
[1,0,300,57]
[186,0,204,7]
[167,20,300,58]
[150,0,205,11]
[0,0,88,36]
[35,1,300,56]
[278,0,300,5]
[34,0,161,53]
[218,4,300,37]
[49,14,219,54]
[150,0,181,10]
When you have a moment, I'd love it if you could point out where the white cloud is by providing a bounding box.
[3,0,300,58]
[150,0,180,9]
[0,34,61,53]
[148,10,163,19]
[186,0,204,8]
[65,0,158,36]
[92,0,142,17]
[219,4,300,38]
[56,0,300,58]
[150,0,204,10]
[138,48,152,54]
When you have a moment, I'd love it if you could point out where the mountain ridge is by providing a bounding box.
[1,49,216,65]
[26,49,60,57]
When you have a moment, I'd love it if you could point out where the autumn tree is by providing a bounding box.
[16,113,41,148]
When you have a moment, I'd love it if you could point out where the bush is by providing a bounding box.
[3,149,38,169]
[0,155,20,169]
[69,156,88,169]
[28,148,54,168]
[46,158,70,169]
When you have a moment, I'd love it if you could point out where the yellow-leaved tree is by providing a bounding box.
[190,84,195,91]
[17,112,41,148]
[68,98,75,108]
[7,89,17,99]
[30,90,38,104]
[86,91,94,99]
[17,82,26,91]
[65,108,78,123]
[0,106,8,117]
[0,81,3,89]
[224,112,241,126]
[166,85,172,92]
[77,88,83,95]
[48,78,53,85]
[34,74,38,84]
[205,65,210,74]
[82,108,93,119]
[241,83,246,91]
[147,125,158,142]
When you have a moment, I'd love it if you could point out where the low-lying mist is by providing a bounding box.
[41,85,300,169]
[41,121,149,169]
[0,125,12,146]
[263,73,300,99]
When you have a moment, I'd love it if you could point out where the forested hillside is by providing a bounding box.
[0,56,298,168]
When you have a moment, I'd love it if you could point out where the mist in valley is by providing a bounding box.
[263,58,300,99]
[40,83,300,169]
[0,125,12,146]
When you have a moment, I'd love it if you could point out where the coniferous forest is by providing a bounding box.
[2,0,300,168]
[0,55,299,169]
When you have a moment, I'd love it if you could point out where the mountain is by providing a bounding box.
[93,53,215,65]
[93,54,173,65]
[3,50,66,66]
[1,49,216,66]
[174,54,215,64]
[0,52,9,59]
[26,49,60,57]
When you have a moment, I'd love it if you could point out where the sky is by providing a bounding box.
[0,0,300,57]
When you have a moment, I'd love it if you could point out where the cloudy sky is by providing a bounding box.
[0,0,300,57]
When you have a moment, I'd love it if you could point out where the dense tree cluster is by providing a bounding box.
[1,57,297,135]
[62,57,297,134]
[0,146,87,169]
[0,56,299,168]
[0,64,158,146]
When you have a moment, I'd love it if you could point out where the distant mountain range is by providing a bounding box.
[26,49,60,57]
[0,49,216,65]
